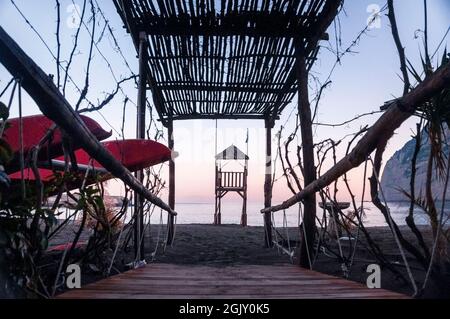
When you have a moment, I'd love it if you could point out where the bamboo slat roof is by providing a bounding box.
[114,0,340,125]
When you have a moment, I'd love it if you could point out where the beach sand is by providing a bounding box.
[47,223,447,298]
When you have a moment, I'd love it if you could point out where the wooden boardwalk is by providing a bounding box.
[58,264,408,299]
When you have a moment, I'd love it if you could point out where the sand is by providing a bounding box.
[47,223,448,298]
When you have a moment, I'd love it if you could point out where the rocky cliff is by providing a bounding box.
[380,130,450,202]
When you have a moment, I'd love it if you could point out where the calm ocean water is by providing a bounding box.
[59,201,449,228]
[151,201,449,227]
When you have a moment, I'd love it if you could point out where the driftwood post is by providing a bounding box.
[264,118,273,247]
[296,49,317,268]
[166,118,175,245]
[241,160,248,226]
[214,162,220,224]
[134,31,147,259]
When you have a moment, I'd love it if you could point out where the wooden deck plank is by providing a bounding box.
[57,264,408,299]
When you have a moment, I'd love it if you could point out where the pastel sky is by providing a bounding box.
[0,0,449,206]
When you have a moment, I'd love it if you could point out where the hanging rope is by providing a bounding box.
[282,209,294,263]
[170,214,177,247]
[17,79,26,199]
[271,212,280,254]
[347,156,369,277]
[327,191,344,262]
[215,118,218,156]
[421,151,450,292]
[107,194,130,276]
[369,156,418,295]
[299,203,313,270]
[149,208,163,261]
[0,77,14,99]
[0,79,18,138]
[51,158,95,297]
[312,197,327,267]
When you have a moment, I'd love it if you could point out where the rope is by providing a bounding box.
[369,157,418,295]
[327,193,344,261]
[215,119,218,156]
[17,79,26,199]
[51,159,95,296]
[171,214,177,247]
[299,203,313,270]
[0,79,18,138]
[421,149,450,292]
[283,209,294,263]
[271,212,281,254]
[107,197,129,276]
[149,208,163,261]
[347,157,369,276]
[312,198,327,267]
[0,77,14,98]
[262,208,269,247]
[136,199,153,262]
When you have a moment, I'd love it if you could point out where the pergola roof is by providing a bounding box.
[114,0,340,125]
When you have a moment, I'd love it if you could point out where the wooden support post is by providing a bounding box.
[217,193,222,225]
[166,119,175,245]
[264,119,273,247]
[241,162,248,227]
[241,197,247,226]
[296,50,316,268]
[214,164,221,225]
[134,32,147,260]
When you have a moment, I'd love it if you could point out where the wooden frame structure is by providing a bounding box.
[113,0,342,252]
[214,145,249,226]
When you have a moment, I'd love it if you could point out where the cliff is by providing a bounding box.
[380,129,450,202]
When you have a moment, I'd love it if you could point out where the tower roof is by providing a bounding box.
[215,145,249,160]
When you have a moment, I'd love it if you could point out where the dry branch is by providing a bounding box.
[262,61,450,214]
[0,26,176,216]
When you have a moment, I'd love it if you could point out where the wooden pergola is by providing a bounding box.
[113,0,342,257]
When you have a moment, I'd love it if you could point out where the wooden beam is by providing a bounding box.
[157,84,297,94]
[147,53,317,61]
[296,52,316,269]
[166,119,175,245]
[159,114,280,122]
[263,118,273,247]
[241,162,248,227]
[261,60,450,215]
[0,26,176,216]
[135,24,329,40]
[214,162,220,225]
[134,31,147,260]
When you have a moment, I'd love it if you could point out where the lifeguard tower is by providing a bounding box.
[214,145,249,226]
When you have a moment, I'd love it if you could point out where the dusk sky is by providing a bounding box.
[0,0,449,206]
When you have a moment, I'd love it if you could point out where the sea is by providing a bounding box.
[57,201,450,228]
[144,201,449,228]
